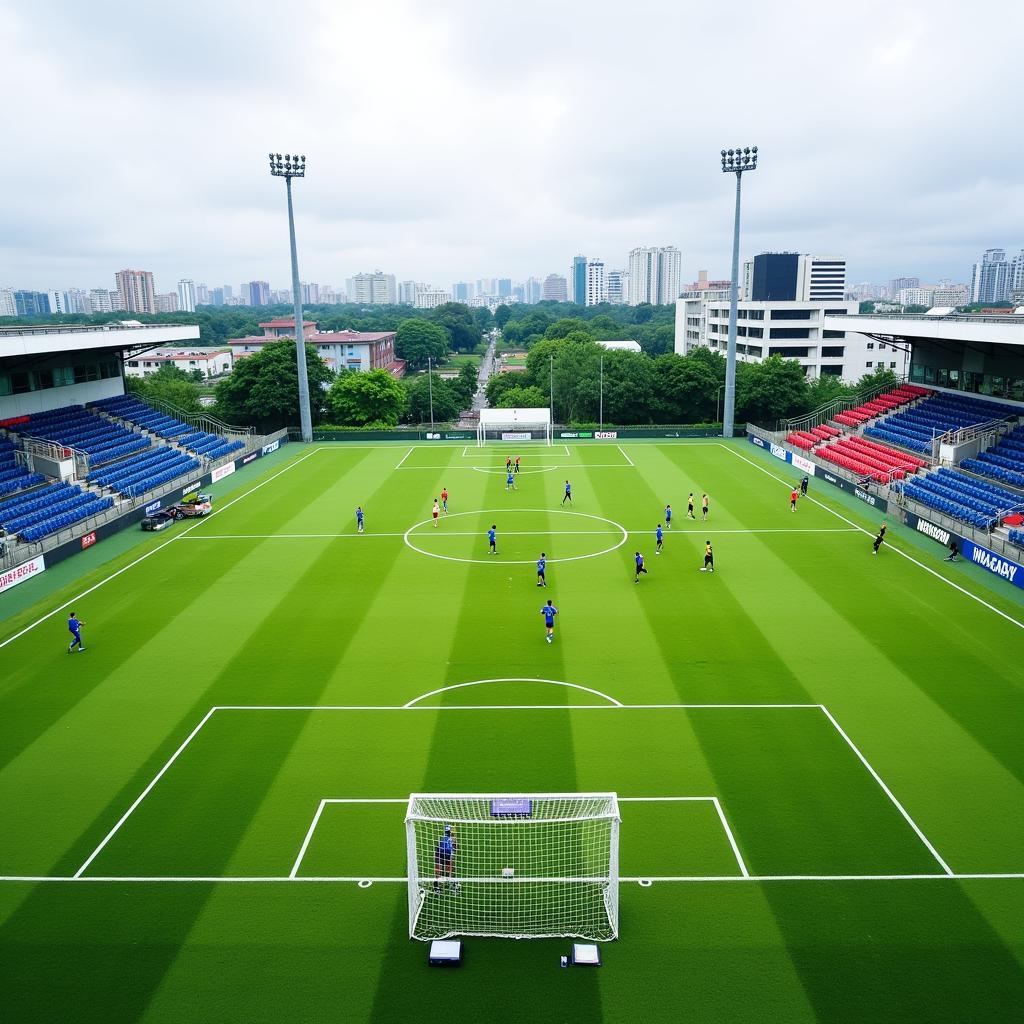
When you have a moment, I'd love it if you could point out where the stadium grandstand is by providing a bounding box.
[774,310,1024,561]
[0,323,267,574]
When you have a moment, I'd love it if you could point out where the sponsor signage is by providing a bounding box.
[750,435,766,448]
[905,512,952,547]
[444,433,471,440]
[211,462,236,483]
[0,555,46,595]
[183,481,202,496]
[80,531,97,550]
[262,440,280,455]
[425,433,441,440]
[818,467,889,512]
[960,540,1023,589]
[855,487,877,507]
[560,432,593,439]
[144,499,162,515]
[791,454,816,476]
[769,442,788,461]
[595,430,618,440]
[501,432,531,441]
[241,452,258,465]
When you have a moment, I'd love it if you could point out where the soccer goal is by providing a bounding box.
[476,407,553,446]
[406,793,620,941]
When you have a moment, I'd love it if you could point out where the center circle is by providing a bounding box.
[403,508,629,565]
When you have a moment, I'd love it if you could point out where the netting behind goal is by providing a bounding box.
[476,407,552,446]
[406,793,619,941]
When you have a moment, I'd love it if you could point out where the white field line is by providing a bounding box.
[461,444,571,457]
[73,706,219,878]
[400,464,635,471]
[289,799,327,878]
[403,678,623,708]
[721,443,1024,632]
[0,446,323,650]
[711,797,750,878]
[819,705,954,876]
[211,703,823,711]
[394,446,414,469]
[616,444,635,467]
[178,528,860,541]
[4,872,1023,883]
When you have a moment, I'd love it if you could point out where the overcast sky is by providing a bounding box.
[2,0,1022,294]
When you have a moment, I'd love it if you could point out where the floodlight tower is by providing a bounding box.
[269,152,312,443]
[720,146,758,439]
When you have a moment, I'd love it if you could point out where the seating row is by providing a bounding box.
[20,497,114,543]
[4,492,96,534]
[0,483,81,525]
[123,457,201,498]
[832,386,925,427]
[0,471,45,498]
[900,484,992,530]
[1009,530,1024,551]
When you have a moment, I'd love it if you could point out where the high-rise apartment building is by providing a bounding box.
[585,259,606,306]
[195,283,209,306]
[46,290,74,314]
[348,271,397,305]
[154,292,180,313]
[542,274,568,302]
[177,279,196,312]
[523,277,543,304]
[888,276,919,299]
[115,269,156,314]
[0,288,17,317]
[744,254,846,302]
[898,287,935,307]
[497,278,512,299]
[209,287,225,306]
[627,246,681,305]
[606,269,629,305]
[245,280,271,306]
[300,282,320,304]
[14,290,51,316]
[970,249,1012,304]
[413,287,452,310]
[398,280,418,305]
[571,256,587,305]
[452,282,472,302]
[930,285,970,307]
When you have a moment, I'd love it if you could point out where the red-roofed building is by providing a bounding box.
[229,319,400,375]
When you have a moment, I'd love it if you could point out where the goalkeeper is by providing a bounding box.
[434,825,458,893]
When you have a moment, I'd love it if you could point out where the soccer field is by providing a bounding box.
[2,439,1023,1022]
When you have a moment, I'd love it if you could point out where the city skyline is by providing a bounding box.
[2,1,1023,294]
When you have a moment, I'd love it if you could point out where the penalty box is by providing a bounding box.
[73,704,950,881]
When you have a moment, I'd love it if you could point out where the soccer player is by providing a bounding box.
[634,550,648,583]
[440,487,449,515]
[562,480,572,504]
[790,488,798,512]
[687,493,695,519]
[944,539,959,562]
[701,540,714,573]
[664,503,672,529]
[701,493,709,521]
[655,523,664,554]
[872,524,887,555]
[537,552,547,587]
[432,499,440,527]
[434,824,457,893]
[355,506,364,533]
[514,455,521,474]
[506,456,512,474]
[506,470,516,491]
[541,598,558,642]
[67,611,85,653]
[488,524,497,555]
[800,475,809,496]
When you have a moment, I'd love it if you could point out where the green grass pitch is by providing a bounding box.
[2,438,1023,1022]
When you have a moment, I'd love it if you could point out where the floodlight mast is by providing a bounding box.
[269,152,313,444]
[720,145,759,439]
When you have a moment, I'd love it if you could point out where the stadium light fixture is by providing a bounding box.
[720,145,759,439]
[268,152,313,444]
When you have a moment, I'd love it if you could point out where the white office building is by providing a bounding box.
[628,246,681,305]
[414,287,452,309]
[177,279,196,313]
[347,271,397,305]
[606,269,629,305]
[970,248,1012,303]
[124,347,234,379]
[585,259,606,306]
[0,289,15,317]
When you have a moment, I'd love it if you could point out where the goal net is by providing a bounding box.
[476,407,553,446]
[406,793,620,941]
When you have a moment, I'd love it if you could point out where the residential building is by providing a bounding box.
[497,278,512,299]
[542,274,568,302]
[245,280,271,306]
[115,269,156,314]
[228,319,401,375]
[398,280,418,305]
[899,287,935,307]
[931,284,970,306]
[571,256,587,305]
[195,283,210,305]
[124,347,233,379]
[154,292,180,313]
[627,246,682,305]
[14,291,51,316]
[889,276,919,299]
[673,291,898,382]
[414,287,452,309]
[743,253,846,302]
[606,269,629,305]
[348,271,397,305]
[970,249,1012,304]
[0,289,16,317]
[1011,250,1024,293]
[209,287,225,306]
[452,282,472,302]
[177,279,196,312]
[47,290,74,314]
[585,259,606,306]
[523,277,543,304]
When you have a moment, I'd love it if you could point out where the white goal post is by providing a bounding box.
[476,407,553,446]
[406,792,620,941]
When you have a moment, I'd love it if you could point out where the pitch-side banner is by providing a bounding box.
[0,555,46,595]
[959,539,1024,590]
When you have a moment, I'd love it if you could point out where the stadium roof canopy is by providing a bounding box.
[0,322,200,360]
[824,311,1024,348]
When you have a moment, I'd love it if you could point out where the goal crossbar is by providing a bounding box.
[477,407,553,446]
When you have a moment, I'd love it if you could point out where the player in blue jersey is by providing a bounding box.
[541,599,558,643]
[488,524,497,555]
[355,506,364,533]
[506,470,516,491]
[664,504,672,529]
[67,612,85,653]
[655,524,664,554]
[562,480,572,504]
[634,551,648,583]
[536,552,547,587]
[434,824,458,893]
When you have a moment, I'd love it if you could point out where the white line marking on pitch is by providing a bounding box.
[403,678,623,708]
[289,799,327,878]
[394,446,414,469]
[720,444,1024,632]
[74,707,219,878]
[177,528,859,541]
[819,704,954,876]
[617,444,635,467]
[0,447,323,650]
[712,797,750,878]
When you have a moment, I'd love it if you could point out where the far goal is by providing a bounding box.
[406,792,620,941]
[476,407,553,446]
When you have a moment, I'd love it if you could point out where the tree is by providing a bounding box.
[650,354,719,423]
[485,371,523,407]
[544,317,590,340]
[494,305,512,329]
[127,363,204,415]
[601,350,656,423]
[404,373,463,424]
[454,363,478,407]
[429,302,480,352]
[856,365,899,392]
[473,306,494,332]
[395,318,448,371]
[215,340,333,432]
[495,385,548,409]
[735,356,809,426]
[327,369,407,426]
